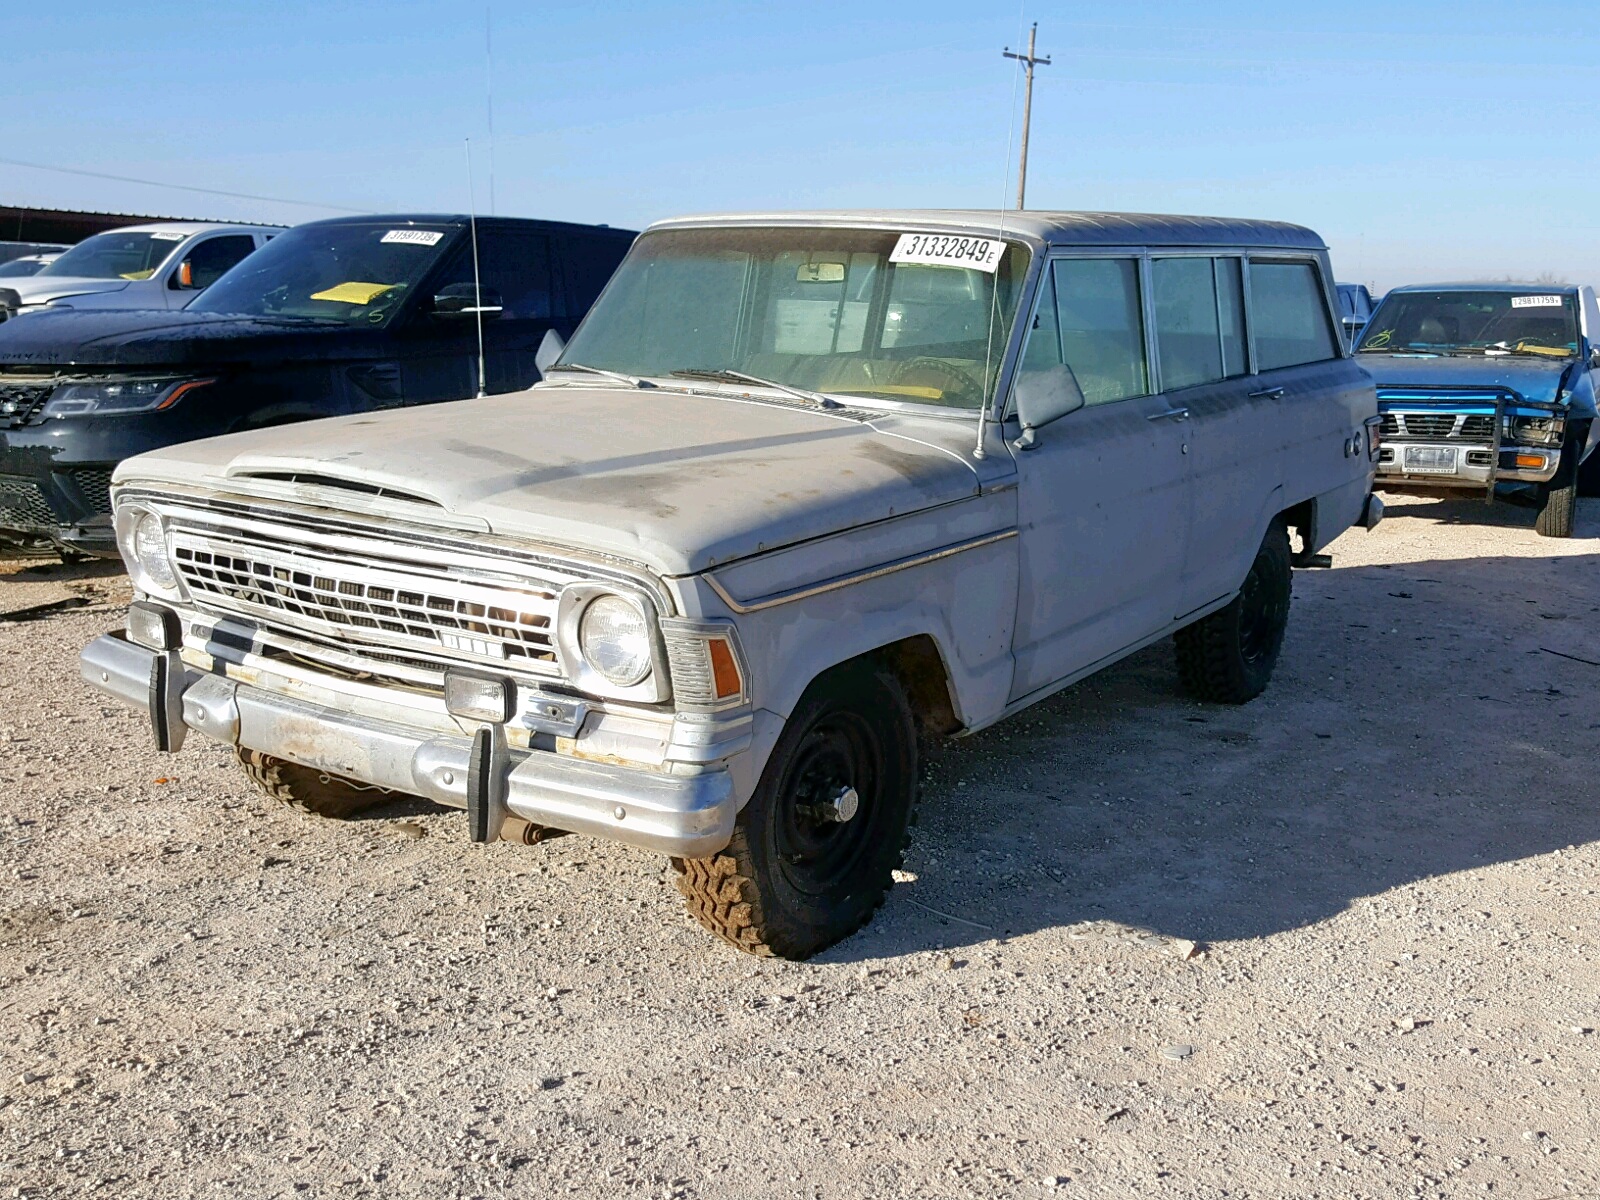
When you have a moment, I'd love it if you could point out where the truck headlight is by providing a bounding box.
[1509,414,1563,446]
[555,585,667,701]
[117,506,183,597]
[43,376,213,417]
[579,595,653,687]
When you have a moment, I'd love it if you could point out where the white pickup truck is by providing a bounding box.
[81,209,1381,958]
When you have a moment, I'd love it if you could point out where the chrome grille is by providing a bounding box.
[1380,412,1497,441]
[164,512,575,678]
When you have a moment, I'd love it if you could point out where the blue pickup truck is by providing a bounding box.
[1355,282,1600,536]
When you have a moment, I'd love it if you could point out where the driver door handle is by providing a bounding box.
[1249,386,1286,399]
[1148,407,1189,422]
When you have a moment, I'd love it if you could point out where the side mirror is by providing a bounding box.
[535,328,566,376]
[170,259,200,290]
[432,282,503,320]
[1590,346,1600,369]
[1012,364,1086,449]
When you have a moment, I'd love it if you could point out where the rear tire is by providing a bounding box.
[675,662,918,959]
[237,748,393,818]
[1175,520,1293,704]
[1535,428,1583,538]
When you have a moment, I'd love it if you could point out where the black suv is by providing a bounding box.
[0,214,634,555]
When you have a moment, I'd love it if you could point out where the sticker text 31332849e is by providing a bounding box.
[889,233,1004,273]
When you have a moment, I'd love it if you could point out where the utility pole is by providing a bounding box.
[1003,23,1051,210]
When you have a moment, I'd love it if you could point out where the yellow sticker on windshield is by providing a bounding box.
[309,281,397,305]
[119,270,155,280]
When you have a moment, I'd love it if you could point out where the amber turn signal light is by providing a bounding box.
[708,637,743,700]
[1515,454,1546,470]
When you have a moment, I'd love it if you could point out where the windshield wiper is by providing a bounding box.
[543,362,654,389]
[671,367,842,410]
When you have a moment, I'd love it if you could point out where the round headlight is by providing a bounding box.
[578,595,653,687]
[131,510,178,591]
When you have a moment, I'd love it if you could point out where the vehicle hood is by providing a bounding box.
[0,307,367,368]
[1357,352,1576,406]
[5,276,130,305]
[115,385,983,577]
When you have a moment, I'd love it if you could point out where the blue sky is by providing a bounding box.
[4,0,1595,290]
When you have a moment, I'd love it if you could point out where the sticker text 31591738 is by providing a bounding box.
[889,233,1004,274]
[381,230,444,247]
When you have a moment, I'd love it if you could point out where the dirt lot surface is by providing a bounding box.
[1,493,1597,1199]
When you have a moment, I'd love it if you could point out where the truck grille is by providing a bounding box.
[146,499,605,680]
[0,380,54,429]
[1379,412,1496,440]
[172,531,561,673]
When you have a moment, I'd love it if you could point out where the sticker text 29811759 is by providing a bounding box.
[889,233,1004,274]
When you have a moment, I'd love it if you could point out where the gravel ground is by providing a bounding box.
[1,491,1597,1200]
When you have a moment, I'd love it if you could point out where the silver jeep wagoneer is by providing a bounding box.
[82,211,1382,958]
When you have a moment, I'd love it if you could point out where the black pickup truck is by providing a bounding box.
[0,213,634,556]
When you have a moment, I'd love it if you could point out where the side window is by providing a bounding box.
[1216,258,1247,377]
[560,233,632,321]
[1019,261,1062,374]
[1151,256,1251,388]
[431,231,553,320]
[1152,258,1222,390]
[176,235,257,289]
[1051,257,1148,405]
[1250,260,1338,370]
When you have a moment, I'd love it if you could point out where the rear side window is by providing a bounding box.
[1152,257,1251,389]
[1251,261,1338,370]
[179,235,257,289]
[1049,258,1149,406]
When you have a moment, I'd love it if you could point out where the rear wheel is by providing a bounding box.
[1175,520,1293,704]
[674,662,918,959]
[237,748,394,818]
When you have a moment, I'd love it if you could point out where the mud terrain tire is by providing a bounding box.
[674,662,918,959]
[237,749,392,819]
[1175,519,1293,705]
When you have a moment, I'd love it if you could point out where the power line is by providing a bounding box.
[0,156,370,214]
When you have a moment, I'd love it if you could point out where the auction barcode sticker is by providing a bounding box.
[1511,294,1562,308]
[381,229,444,246]
[890,233,1004,273]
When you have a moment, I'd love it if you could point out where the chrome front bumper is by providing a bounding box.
[1376,443,1560,487]
[80,633,736,857]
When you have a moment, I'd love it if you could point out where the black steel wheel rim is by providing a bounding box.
[773,708,886,898]
[1238,552,1287,664]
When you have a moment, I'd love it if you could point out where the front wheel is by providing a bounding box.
[1175,519,1293,704]
[1535,425,1585,538]
[674,662,918,959]
[237,749,395,818]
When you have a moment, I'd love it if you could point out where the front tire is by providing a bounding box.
[1535,427,1584,538]
[675,662,918,959]
[1175,520,1293,704]
[237,748,393,818]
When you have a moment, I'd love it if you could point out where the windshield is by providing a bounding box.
[188,222,455,325]
[558,226,1031,411]
[38,231,185,281]
[1358,290,1578,358]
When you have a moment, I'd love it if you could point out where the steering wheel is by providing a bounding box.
[889,357,981,405]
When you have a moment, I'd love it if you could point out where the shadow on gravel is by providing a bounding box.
[1376,489,1600,534]
[827,549,1600,962]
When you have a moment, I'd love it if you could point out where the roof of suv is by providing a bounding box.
[1386,281,1581,294]
[648,209,1325,251]
[106,221,284,235]
[300,214,636,236]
